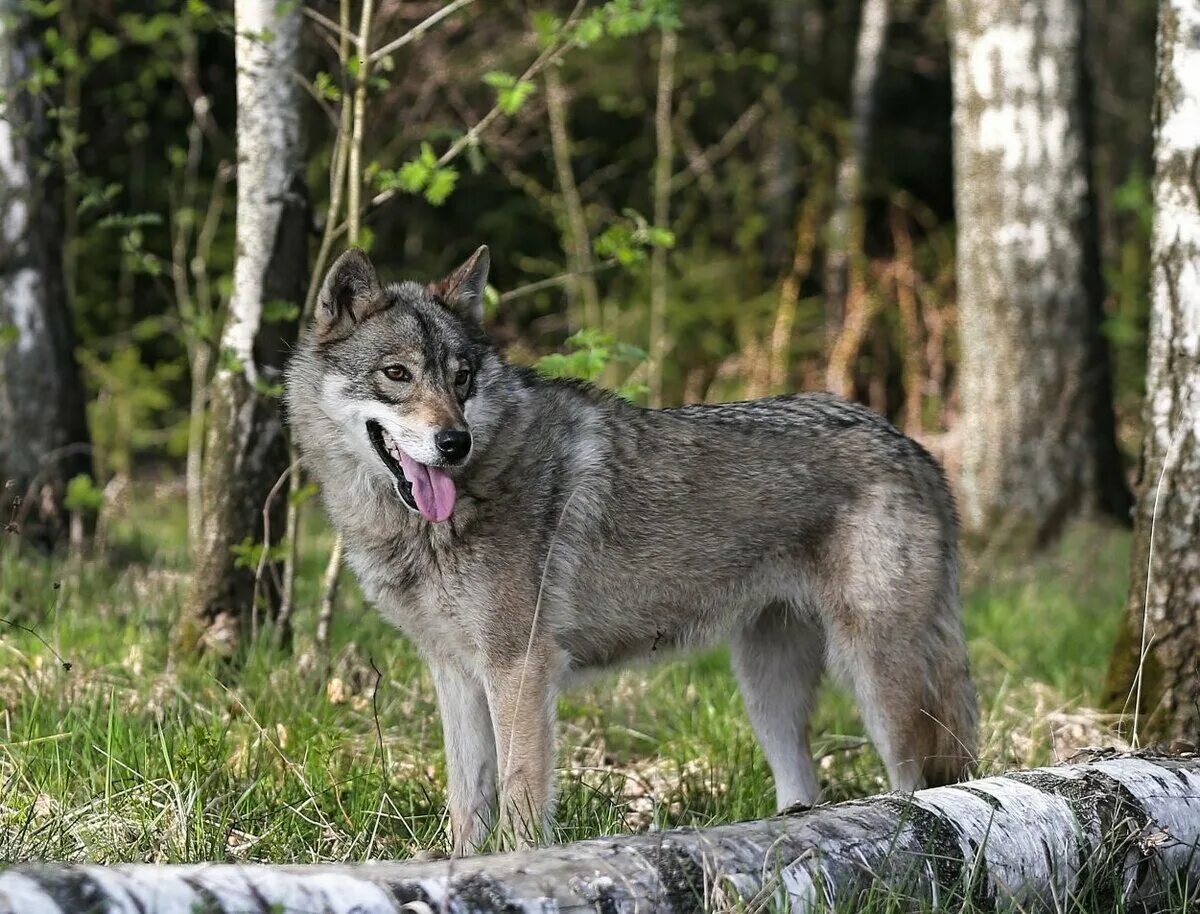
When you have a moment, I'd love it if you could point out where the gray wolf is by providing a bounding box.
[285,245,978,855]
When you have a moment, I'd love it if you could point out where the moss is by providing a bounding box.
[1102,606,1166,732]
[878,796,991,910]
[449,873,524,914]
[640,841,708,914]
[1005,768,1153,908]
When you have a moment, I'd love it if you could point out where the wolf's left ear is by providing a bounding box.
[432,245,490,323]
[316,248,385,340]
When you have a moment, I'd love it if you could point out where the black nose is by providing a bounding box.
[434,428,472,463]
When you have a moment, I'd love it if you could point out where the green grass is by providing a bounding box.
[0,487,1135,893]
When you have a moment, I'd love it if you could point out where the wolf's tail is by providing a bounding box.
[918,570,979,787]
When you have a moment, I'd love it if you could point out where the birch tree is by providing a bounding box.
[175,0,306,655]
[0,0,91,547]
[949,0,1131,549]
[1105,0,1200,741]
[824,0,890,397]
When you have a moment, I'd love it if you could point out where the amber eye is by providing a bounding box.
[382,364,411,382]
[454,366,472,388]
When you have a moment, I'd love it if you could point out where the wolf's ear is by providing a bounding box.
[432,245,490,323]
[315,248,385,340]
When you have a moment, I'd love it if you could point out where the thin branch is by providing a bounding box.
[368,0,476,64]
[304,4,361,48]
[348,0,590,229]
[669,99,764,192]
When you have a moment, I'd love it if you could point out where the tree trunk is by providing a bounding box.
[545,65,601,334]
[647,28,677,409]
[824,0,889,381]
[949,0,1131,550]
[0,0,91,548]
[175,0,306,657]
[1104,0,1200,742]
[760,0,804,278]
[3,755,1199,912]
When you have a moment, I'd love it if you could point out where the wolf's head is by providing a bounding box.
[287,246,506,523]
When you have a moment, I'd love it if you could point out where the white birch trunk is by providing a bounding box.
[1106,0,1200,739]
[3,756,1199,913]
[824,0,889,344]
[224,0,304,378]
[0,0,91,545]
[176,0,306,652]
[950,0,1129,548]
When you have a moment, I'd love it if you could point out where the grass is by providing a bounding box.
[0,483,1141,904]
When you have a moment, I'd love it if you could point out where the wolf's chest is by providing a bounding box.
[346,532,491,662]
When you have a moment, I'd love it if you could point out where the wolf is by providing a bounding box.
[285,245,978,855]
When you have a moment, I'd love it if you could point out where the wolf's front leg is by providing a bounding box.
[484,643,560,848]
[430,661,497,856]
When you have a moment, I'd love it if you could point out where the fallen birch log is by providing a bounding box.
[2,753,1198,913]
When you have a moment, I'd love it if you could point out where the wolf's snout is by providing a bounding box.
[434,428,472,464]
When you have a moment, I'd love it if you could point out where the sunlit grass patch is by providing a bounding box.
[0,487,1132,882]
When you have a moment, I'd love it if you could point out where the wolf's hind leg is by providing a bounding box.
[730,603,825,810]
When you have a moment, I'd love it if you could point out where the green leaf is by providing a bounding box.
[289,482,319,506]
[313,71,342,102]
[229,536,287,570]
[87,30,120,62]
[253,377,284,398]
[64,474,105,513]
[482,70,517,90]
[218,347,245,376]
[262,299,299,324]
[497,80,537,116]
[424,167,458,205]
[531,11,562,47]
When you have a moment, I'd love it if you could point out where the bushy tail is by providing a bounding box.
[919,584,979,787]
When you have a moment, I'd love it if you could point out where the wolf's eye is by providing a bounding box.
[454,367,472,388]
[382,364,411,382]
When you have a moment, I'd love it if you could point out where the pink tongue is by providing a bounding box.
[398,452,457,522]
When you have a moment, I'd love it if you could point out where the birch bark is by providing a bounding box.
[950,0,1130,548]
[0,0,91,547]
[176,0,306,654]
[3,756,1198,913]
[1105,0,1200,740]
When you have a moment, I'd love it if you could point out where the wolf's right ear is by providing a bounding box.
[315,248,385,340]
[432,245,490,324]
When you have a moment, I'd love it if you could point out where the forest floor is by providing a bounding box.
[0,483,1147,908]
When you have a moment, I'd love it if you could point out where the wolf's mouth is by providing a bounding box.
[365,421,458,523]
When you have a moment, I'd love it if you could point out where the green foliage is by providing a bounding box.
[63,474,104,514]
[313,70,341,103]
[253,377,285,398]
[0,500,1139,879]
[1104,168,1153,416]
[289,482,319,506]
[229,536,287,570]
[482,70,537,116]
[77,345,185,478]
[593,210,675,268]
[534,329,647,400]
[574,0,681,47]
[375,143,459,206]
[261,300,299,325]
[218,347,245,376]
